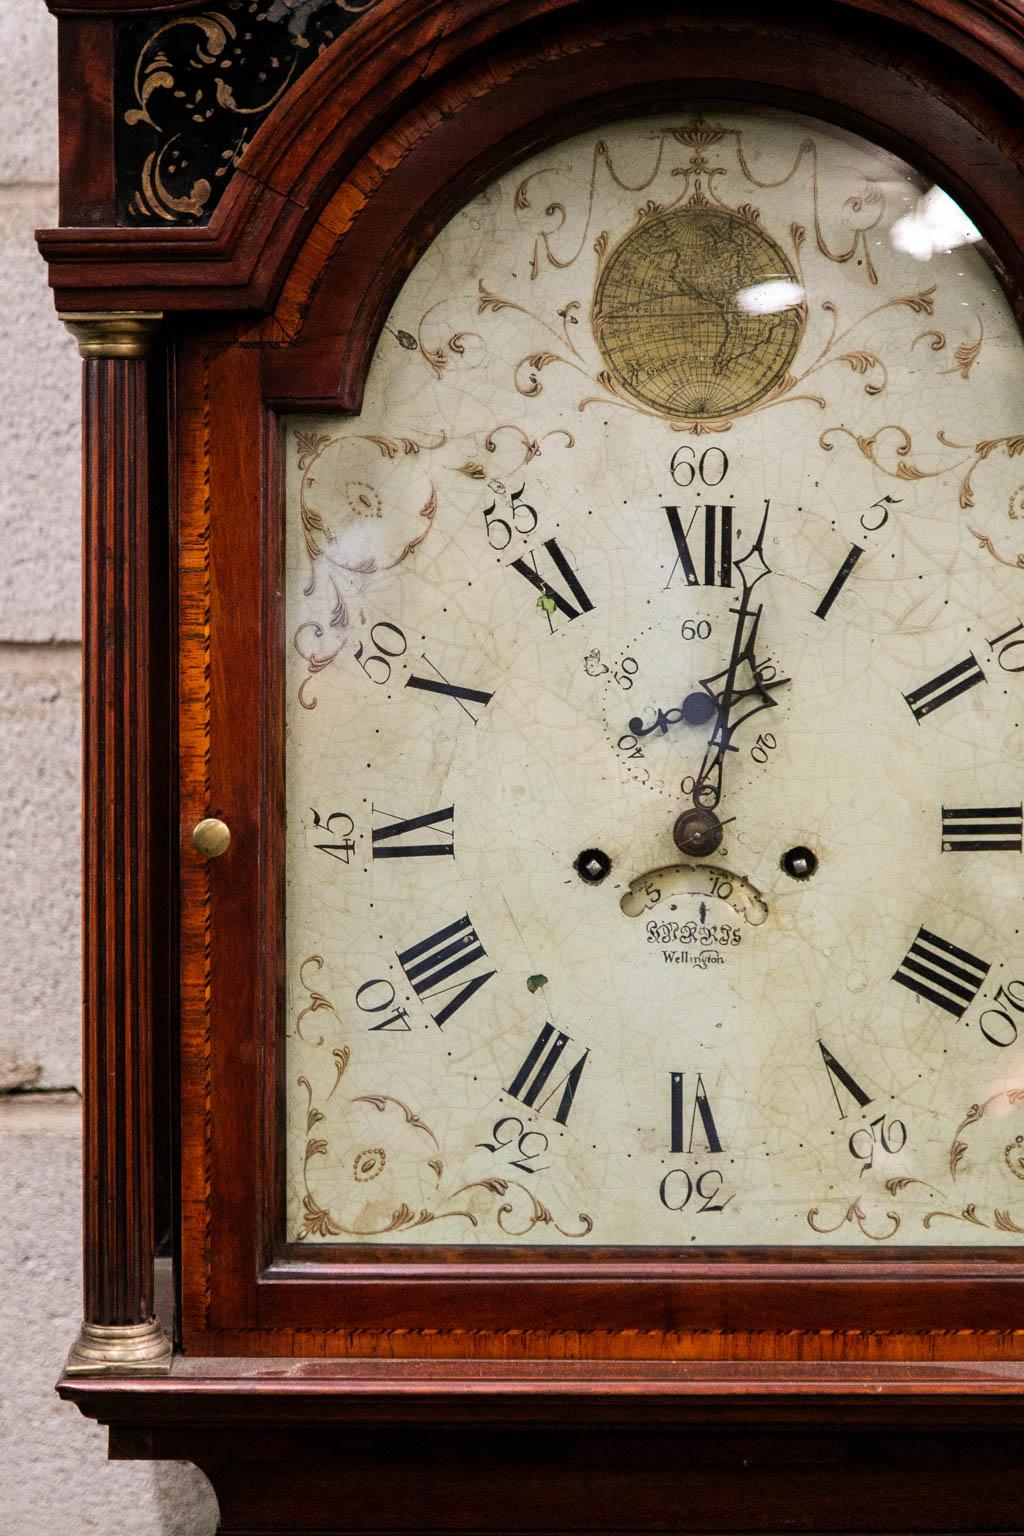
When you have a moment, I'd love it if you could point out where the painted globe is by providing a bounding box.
[593,205,805,420]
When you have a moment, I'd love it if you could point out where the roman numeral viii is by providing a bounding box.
[663,505,733,588]
[506,1023,588,1125]
[941,805,1023,853]
[904,653,985,720]
[396,915,495,1027]
[510,539,593,625]
[893,927,990,1018]
[372,805,454,859]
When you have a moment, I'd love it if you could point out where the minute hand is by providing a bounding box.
[692,504,787,810]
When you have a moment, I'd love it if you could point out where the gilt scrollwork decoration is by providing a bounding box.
[116,0,382,224]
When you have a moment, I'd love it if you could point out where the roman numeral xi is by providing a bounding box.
[893,927,990,1018]
[511,539,593,625]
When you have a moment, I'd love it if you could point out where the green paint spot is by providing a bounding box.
[537,594,557,614]
[527,974,548,993]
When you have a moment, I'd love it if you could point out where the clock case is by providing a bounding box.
[41,1,1024,1531]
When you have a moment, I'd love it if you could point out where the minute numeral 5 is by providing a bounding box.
[941,805,1022,853]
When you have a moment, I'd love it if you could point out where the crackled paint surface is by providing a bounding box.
[283,112,1024,1247]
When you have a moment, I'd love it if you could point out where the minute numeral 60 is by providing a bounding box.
[670,445,729,488]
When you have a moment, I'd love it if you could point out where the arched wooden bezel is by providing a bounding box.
[44,0,1024,1530]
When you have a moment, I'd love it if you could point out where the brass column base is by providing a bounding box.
[64,1319,173,1376]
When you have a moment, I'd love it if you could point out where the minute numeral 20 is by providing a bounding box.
[396,915,495,1027]
[941,805,1022,853]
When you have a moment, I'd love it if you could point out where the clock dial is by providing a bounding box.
[284,110,1024,1247]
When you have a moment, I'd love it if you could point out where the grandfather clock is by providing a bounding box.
[43,1,1024,1532]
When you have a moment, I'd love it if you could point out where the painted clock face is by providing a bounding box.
[283,110,1024,1247]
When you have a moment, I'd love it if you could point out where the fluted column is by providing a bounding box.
[60,311,171,1375]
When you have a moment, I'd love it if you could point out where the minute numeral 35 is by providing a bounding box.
[941,805,1023,853]
[396,915,495,1027]
[893,927,990,1018]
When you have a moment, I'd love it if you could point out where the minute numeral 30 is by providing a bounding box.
[941,805,1022,853]
[893,927,990,1018]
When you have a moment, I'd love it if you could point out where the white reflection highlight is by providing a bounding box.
[889,186,982,260]
[735,278,805,314]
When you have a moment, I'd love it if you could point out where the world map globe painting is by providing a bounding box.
[593,204,806,420]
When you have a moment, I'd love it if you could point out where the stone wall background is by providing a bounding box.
[0,4,219,1530]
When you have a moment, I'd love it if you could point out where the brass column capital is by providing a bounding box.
[59,311,164,360]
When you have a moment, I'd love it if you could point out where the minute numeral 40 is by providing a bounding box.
[941,805,1023,853]
[396,915,495,1027]
[892,927,990,1018]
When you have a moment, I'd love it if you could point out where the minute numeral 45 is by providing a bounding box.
[506,1023,588,1125]
[941,805,1023,853]
[663,504,733,589]
[510,538,593,628]
[893,927,990,1018]
[396,915,495,1027]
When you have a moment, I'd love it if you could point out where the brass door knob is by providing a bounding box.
[192,818,231,857]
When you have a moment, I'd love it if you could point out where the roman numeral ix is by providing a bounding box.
[893,927,990,1018]
[941,805,1023,853]
[371,805,455,859]
[396,915,495,1027]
